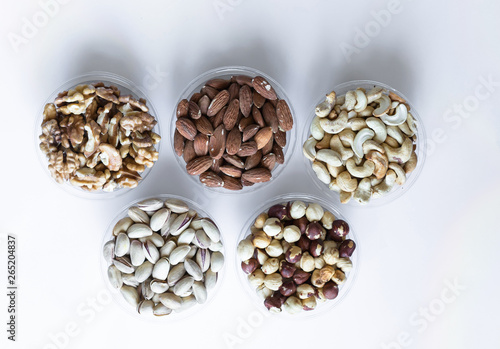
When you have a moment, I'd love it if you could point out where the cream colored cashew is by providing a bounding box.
[373,95,391,116]
[404,151,418,174]
[366,151,389,179]
[312,161,331,184]
[338,129,355,148]
[372,169,396,198]
[346,158,375,178]
[349,118,368,131]
[315,91,336,117]
[327,164,345,178]
[406,112,418,135]
[335,95,345,106]
[354,89,368,112]
[381,103,407,126]
[316,133,332,149]
[366,87,384,103]
[389,163,406,185]
[398,119,415,137]
[366,117,387,143]
[320,110,348,134]
[340,191,353,204]
[353,178,372,205]
[316,149,342,166]
[353,128,375,158]
[303,136,317,161]
[330,135,354,161]
[337,171,358,192]
[387,126,405,144]
[369,176,383,186]
[353,153,363,165]
[341,91,356,111]
[347,110,358,119]
[384,136,400,147]
[310,116,325,140]
[358,106,374,117]
[382,137,413,165]
[328,178,340,192]
[362,140,385,154]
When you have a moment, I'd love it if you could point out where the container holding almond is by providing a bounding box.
[303,80,426,206]
[236,194,358,315]
[36,72,161,198]
[172,66,296,192]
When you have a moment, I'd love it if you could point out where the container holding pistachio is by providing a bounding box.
[101,195,224,319]
[237,194,358,315]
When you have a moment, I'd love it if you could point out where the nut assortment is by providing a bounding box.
[174,75,294,190]
[238,200,355,314]
[39,82,160,192]
[303,87,419,204]
[103,197,224,316]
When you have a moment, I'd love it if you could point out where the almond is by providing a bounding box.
[241,177,255,187]
[188,101,202,120]
[223,99,240,130]
[238,115,254,132]
[242,124,260,142]
[261,153,276,171]
[262,102,279,133]
[176,99,189,118]
[223,154,245,169]
[186,156,212,175]
[276,99,293,131]
[174,130,185,156]
[252,76,277,100]
[245,150,262,170]
[254,127,273,150]
[190,92,203,103]
[194,133,209,156]
[207,90,229,117]
[199,171,223,187]
[239,85,253,117]
[226,127,241,156]
[273,143,284,164]
[198,95,211,115]
[251,105,265,128]
[237,141,258,157]
[242,167,272,183]
[262,136,274,155]
[212,106,226,128]
[183,140,196,163]
[176,117,197,141]
[228,83,240,101]
[211,157,223,173]
[253,90,266,108]
[195,116,214,135]
[209,125,226,159]
[234,75,253,87]
[219,165,242,178]
[274,129,287,148]
[221,175,243,191]
[206,78,230,90]
[201,85,219,100]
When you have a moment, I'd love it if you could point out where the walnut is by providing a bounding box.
[60,115,85,148]
[39,119,61,155]
[86,98,98,120]
[47,150,80,183]
[43,103,57,122]
[124,157,145,172]
[98,143,122,171]
[108,112,123,147]
[70,167,106,189]
[120,111,156,132]
[96,87,119,103]
[83,120,101,157]
[118,95,149,112]
[131,131,153,148]
[96,103,113,135]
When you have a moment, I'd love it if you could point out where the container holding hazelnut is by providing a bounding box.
[236,194,358,315]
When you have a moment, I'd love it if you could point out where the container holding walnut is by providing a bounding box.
[171,66,296,193]
[36,72,161,198]
[236,193,359,316]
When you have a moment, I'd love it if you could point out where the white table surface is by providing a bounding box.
[1,0,499,348]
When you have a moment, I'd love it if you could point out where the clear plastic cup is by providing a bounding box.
[303,80,427,207]
[171,66,296,194]
[236,193,359,317]
[35,72,162,199]
[100,194,225,321]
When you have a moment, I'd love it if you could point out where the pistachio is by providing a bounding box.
[128,206,150,224]
[201,218,221,243]
[167,263,186,286]
[169,245,191,265]
[169,212,193,236]
[107,265,123,289]
[113,257,135,274]
[137,300,154,315]
[195,248,211,272]
[164,198,189,213]
[178,295,197,311]
[177,228,195,245]
[159,293,182,310]
[194,229,212,249]
[137,198,164,212]
[160,240,176,257]
[130,240,145,266]
[150,279,169,293]
[142,240,160,264]
[153,303,172,316]
[113,217,133,236]
[160,212,178,236]
[142,281,154,300]
[135,261,153,283]
[210,251,224,272]
[152,257,171,280]
[120,285,140,307]
[102,240,115,264]
[209,240,223,252]
[173,276,195,296]
[192,281,207,304]
[127,223,153,239]
[204,270,218,290]
[122,273,140,287]
[184,259,203,281]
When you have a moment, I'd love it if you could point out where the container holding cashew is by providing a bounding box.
[36,72,161,198]
[303,80,426,206]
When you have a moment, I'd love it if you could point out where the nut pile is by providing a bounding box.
[39,83,160,192]
[103,198,224,316]
[238,201,355,314]
[303,87,419,204]
[174,75,294,190]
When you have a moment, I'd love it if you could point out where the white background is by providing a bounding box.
[1,0,499,348]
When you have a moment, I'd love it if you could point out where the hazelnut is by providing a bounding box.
[319,265,335,283]
[323,281,339,300]
[305,203,324,222]
[262,258,280,274]
[268,204,288,220]
[337,257,353,273]
[315,288,328,303]
[254,212,268,229]
[323,240,338,250]
[241,258,259,274]
[237,238,255,261]
[328,219,350,242]
[279,261,296,278]
[296,284,315,299]
[263,273,283,291]
[289,201,306,219]
[283,225,301,243]
[293,270,311,285]
[252,231,272,248]
[279,279,297,297]
[331,269,346,285]
[285,246,302,263]
[264,294,282,313]
[339,239,356,258]
[299,252,315,272]
[281,240,291,253]
[248,269,265,288]
[309,239,324,257]
[296,235,311,251]
[283,296,303,314]
[293,216,309,234]
[321,210,335,230]
[265,239,284,257]
[322,247,339,265]
[305,222,322,240]
[263,218,283,237]
[255,249,269,265]
[314,257,325,270]
[275,230,284,240]
[256,284,273,300]
[311,269,326,288]
[302,296,317,311]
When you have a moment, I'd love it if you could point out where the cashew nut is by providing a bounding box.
[336,171,358,192]
[347,110,358,119]
[381,103,407,126]
[327,164,346,178]
[330,135,354,161]
[387,126,405,144]
[338,129,355,148]
[382,137,413,165]
[366,117,387,143]
[320,110,348,134]
[312,161,331,184]
[303,136,317,161]
[372,170,396,198]
[404,151,418,174]
[388,163,406,185]
[354,89,368,112]
[366,151,389,179]
[389,91,406,104]
[369,175,383,186]
[328,179,340,192]
[358,105,374,117]
[341,91,356,111]
[373,95,391,116]
[316,149,342,166]
[349,118,367,131]
[352,128,374,158]
[406,112,418,135]
[315,133,332,149]
[362,140,384,154]
[346,158,375,178]
[310,116,324,140]
[315,91,336,117]
[366,87,384,103]
[340,191,353,204]
[353,178,372,205]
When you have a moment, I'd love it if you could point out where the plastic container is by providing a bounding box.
[303,80,426,207]
[35,71,161,199]
[171,66,296,194]
[100,194,225,321]
[236,193,359,317]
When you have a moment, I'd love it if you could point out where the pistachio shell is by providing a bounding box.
[150,208,171,232]
[164,198,189,213]
[113,217,133,236]
[159,293,182,310]
[113,257,134,274]
[120,285,139,307]
[173,276,194,296]
[210,251,224,272]
[160,240,176,257]
[135,261,153,282]
[192,281,207,304]
[153,303,172,316]
[150,279,169,293]
[204,270,217,290]
[195,248,211,273]
[103,240,115,264]
[107,265,122,289]
[152,257,171,280]
[137,198,164,211]
[184,259,203,281]
[137,300,154,315]
[142,240,160,264]
[115,233,130,257]
[201,219,220,243]
[169,245,191,265]
[167,264,186,286]
[130,240,145,266]
[128,207,150,224]
[127,223,153,239]
[122,273,140,287]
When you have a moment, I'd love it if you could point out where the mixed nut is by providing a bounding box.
[174,75,294,190]
[303,87,419,204]
[238,200,355,314]
[103,197,224,316]
[39,82,160,192]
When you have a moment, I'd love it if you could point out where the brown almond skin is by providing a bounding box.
[176,117,197,141]
[223,154,245,169]
[223,99,240,130]
[274,129,287,148]
[183,140,196,163]
[276,99,294,131]
[261,153,276,171]
[198,95,210,115]
[254,127,273,150]
[221,174,243,190]
[234,75,253,87]
[186,156,212,175]
[206,78,230,90]
[211,157,223,173]
[252,76,277,100]
[237,141,258,157]
[273,143,284,164]
[209,125,226,159]
[176,99,189,118]
[252,105,266,127]
[253,90,266,109]
[244,150,262,170]
[238,115,254,132]
[190,92,203,103]
[193,133,209,156]
[228,82,240,101]
[226,127,242,156]
[174,130,185,156]
[262,102,279,133]
[207,90,230,117]
[188,101,202,120]
[199,170,223,187]
[212,106,226,128]
[201,85,219,100]
[262,136,274,155]
[239,85,253,117]
[242,124,260,142]
[195,116,214,135]
[241,167,272,183]
[241,177,255,186]
[219,165,242,178]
